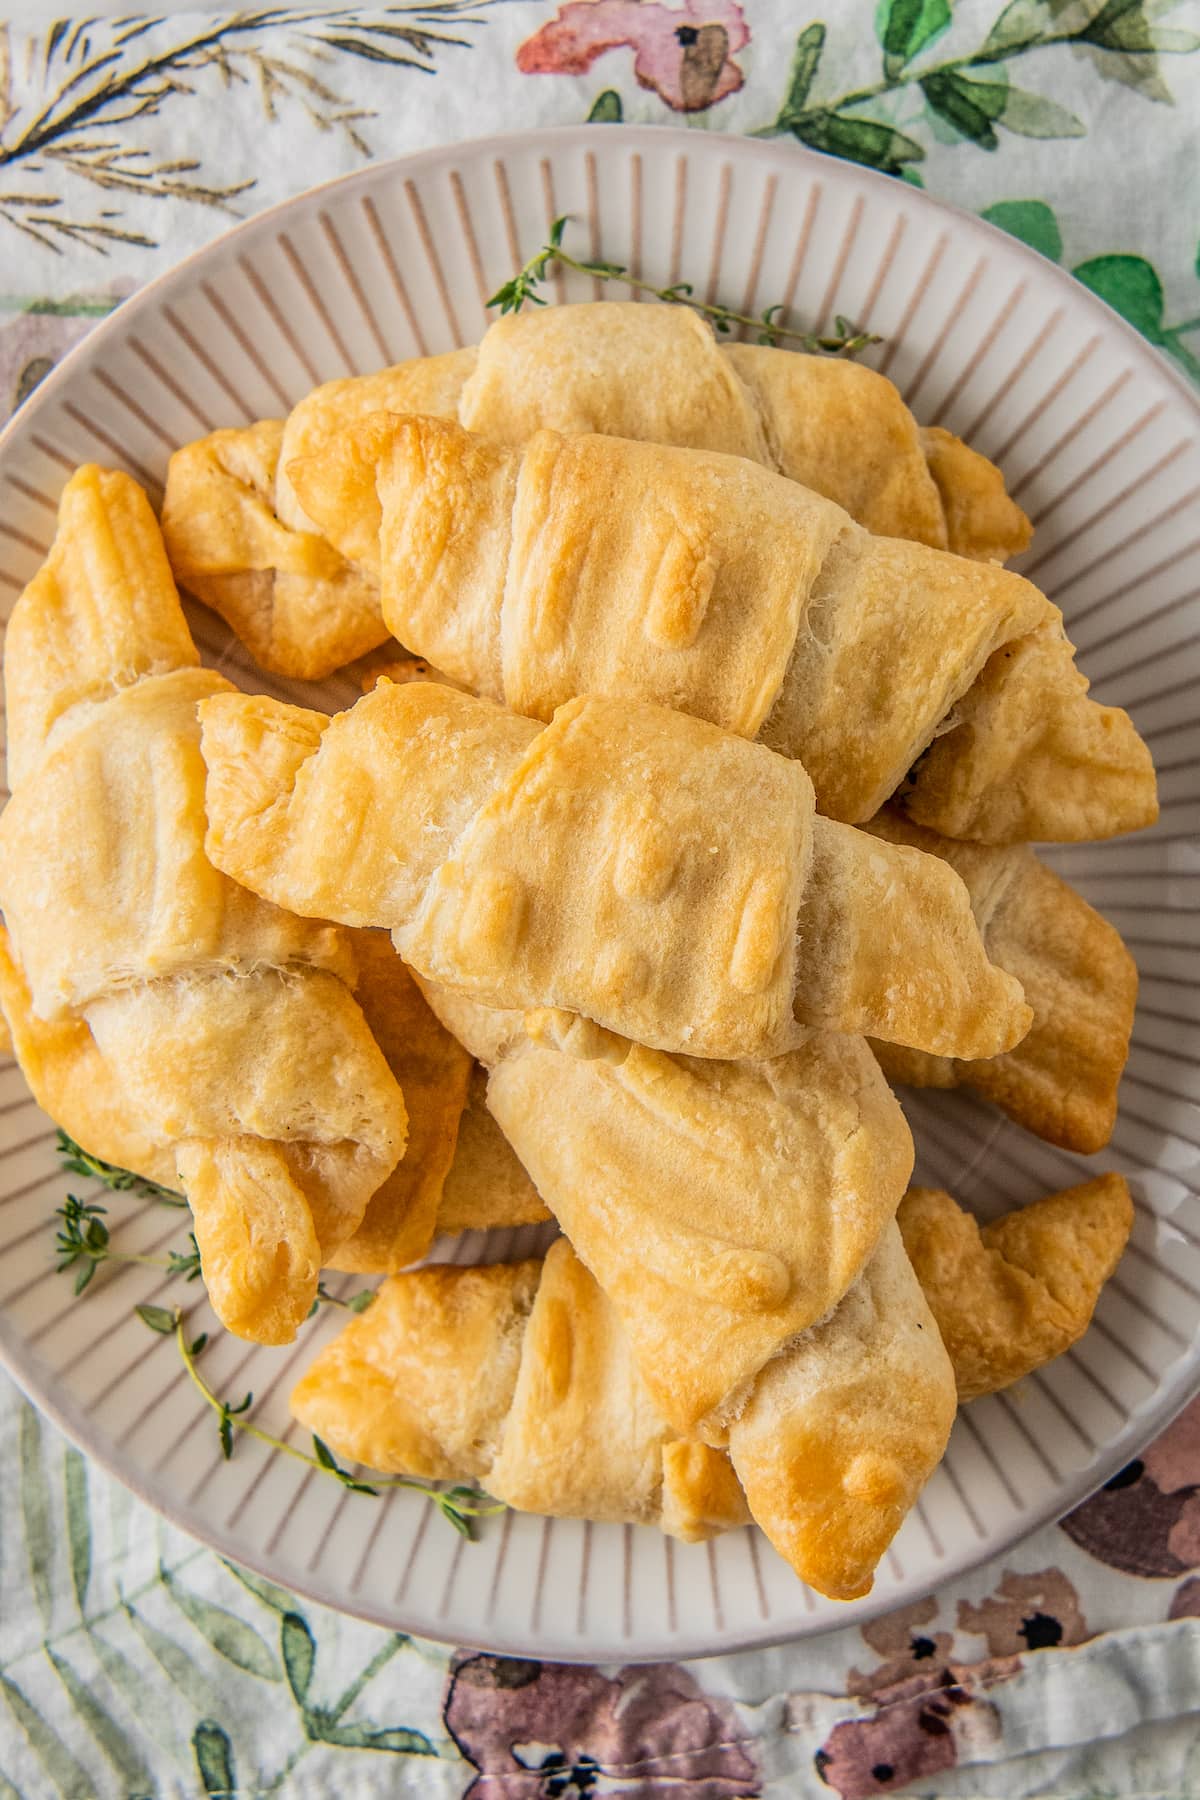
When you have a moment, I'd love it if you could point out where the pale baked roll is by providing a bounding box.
[483,1012,915,1441]
[0,467,408,1343]
[200,680,1031,1062]
[161,301,1028,683]
[458,300,771,463]
[290,413,1155,843]
[898,1176,1133,1402]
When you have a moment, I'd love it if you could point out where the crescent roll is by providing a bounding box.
[418,1060,1131,1403]
[409,983,914,1443]
[291,1227,955,1601]
[292,1241,751,1547]
[865,810,1138,1153]
[161,301,1028,681]
[199,680,1031,1063]
[897,1176,1133,1402]
[287,413,1156,845]
[0,467,407,1342]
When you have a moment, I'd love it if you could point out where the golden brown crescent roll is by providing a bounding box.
[897,1176,1133,1402]
[0,911,475,1274]
[324,934,472,1274]
[865,809,1138,1153]
[292,1241,750,1544]
[289,412,1154,844]
[161,302,1028,682]
[0,467,407,1343]
[291,1226,954,1601]
[161,350,478,681]
[411,984,915,1444]
[0,924,179,1192]
[199,680,1031,1062]
[724,1218,956,1600]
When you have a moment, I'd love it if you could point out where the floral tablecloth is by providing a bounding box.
[1,2,1199,1794]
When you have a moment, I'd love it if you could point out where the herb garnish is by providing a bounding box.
[138,1307,501,1537]
[488,214,879,356]
[55,1195,202,1295]
[56,1129,187,1206]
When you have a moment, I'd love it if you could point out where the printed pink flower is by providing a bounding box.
[517,0,750,112]
[815,1665,1005,1799]
[444,1654,760,1797]
[1143,1394,1200,1495]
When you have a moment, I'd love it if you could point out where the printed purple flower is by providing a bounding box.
[444,1654,760,1798]
[1063,1401,1200,1579]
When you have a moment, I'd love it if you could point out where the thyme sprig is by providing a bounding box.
[55,1195,202,1295]
[56,1129,187,1206]
[137,1307,501,1538]
[309,1282,376,1317]
[55,1141,376,1314]
[488,215,879,356]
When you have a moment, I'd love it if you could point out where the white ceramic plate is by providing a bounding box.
[0,125,1197,1662]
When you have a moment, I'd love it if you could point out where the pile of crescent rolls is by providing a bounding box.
[0,301,1148,1600]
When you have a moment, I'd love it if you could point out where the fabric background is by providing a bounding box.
[0,1,1199,1794]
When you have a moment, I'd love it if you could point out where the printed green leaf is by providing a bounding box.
[326,1634,410,1724]
[222,1559,299,1616]
[1073,252,1165,339]
[1079,0,1190,51]
[1073,1,1197,102]
[586,89,623,123]
[19,1405,54,1630]
[63,1446,91,1614]
[981,199,1063,262]
[979,0,1075,59]
[161,1564,283,1680]
[282,1612,316,1705]
[312,1718,436,1754]
[921,71,1005,147]
[876,0,951,75]
[1000,86,1086,135]
[776,23,826,123]
[86,1624,177,1757]
[791,110,925,173]
[194,1719,237,1798]
[45,1647,155,1794]
[0,1674,93,1800]
[122,1600,230,1720]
